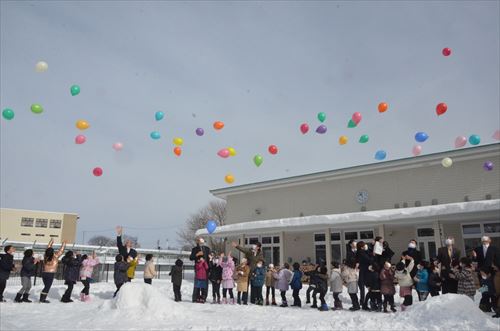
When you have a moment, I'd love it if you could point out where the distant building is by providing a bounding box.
[0,208,78,243]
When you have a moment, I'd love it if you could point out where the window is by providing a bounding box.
[273,236,280,244]
[417,228,435,237]
[331,233,340,241]
[262,237,272,244]
[462,224,481,235]
[35,218,48,228]
[36,234,45,237]
[21,233,31,236]
[344,232,357,240]
[315,245,326,264]
[50,235,59,238]
[484,223,500,233]
[49,219,62,229]
[21,217,34,227]
[462,222,500,255]
[249,237,259,245]
[314,234,326,242]
[244,234,280,265]
[273,247,280,265]
[344,230,374,241]
[360,231,374,240]
[315,231,343,264]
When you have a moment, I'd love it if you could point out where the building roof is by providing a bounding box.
[0,208,78,217]
[210,143,500,199]
[195,199,500,237]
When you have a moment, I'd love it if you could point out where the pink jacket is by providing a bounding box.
[195,260,209,280]
[80,257,99,279]
[219,257,235,280]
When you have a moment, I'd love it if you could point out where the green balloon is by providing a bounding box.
[70,85,81,96]
[2,108,14,120]
[359,134,369,143]
[253,155,263,167]
[348,119,357,128]
[317,112,326,123]
[31,104,43,114]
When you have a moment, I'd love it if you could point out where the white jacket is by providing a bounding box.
[144,261,156,279]
[395,259,414,287]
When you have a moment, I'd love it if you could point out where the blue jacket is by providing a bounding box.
[251,267,265,287]
[291,270,303,290]
[415,268,429,292]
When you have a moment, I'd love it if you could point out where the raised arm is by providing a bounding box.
[56,241,67,257]
[116,226,124,250]
[47,238,54,248]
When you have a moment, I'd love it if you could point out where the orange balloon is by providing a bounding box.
[224,174,234,184]
[76,120,90,130]
[339,135,348,145]
[378,102,388,113]
[173,147,182,156]
[213,121,225,130]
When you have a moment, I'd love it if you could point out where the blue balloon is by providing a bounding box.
[206,220,217,234]
[469,134,481,146]
[150,131,161,140]
[375,150,387,160]
[155,111,164,121]
[415,132,429,143]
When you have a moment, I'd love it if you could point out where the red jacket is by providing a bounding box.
[195,260,209,280]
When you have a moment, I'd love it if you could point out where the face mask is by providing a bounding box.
[384,263,391,269]
[368,266,373,271]
[352,248,357,252]
[408,243,416,249]
[445,239,453,246]
[199,241,205,246]
[214,259,219,264]
[417,265,423,270]
[363,245,368,251]
[483,243,490,248]
[459,263,464,268]
[482,275,488,280]
[252,245,257,251]
[257,263,263,268]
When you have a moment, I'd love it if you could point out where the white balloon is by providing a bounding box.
[441,157,453,168]
[35,61,48,73]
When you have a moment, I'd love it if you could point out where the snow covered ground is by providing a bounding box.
[0,279,498,331]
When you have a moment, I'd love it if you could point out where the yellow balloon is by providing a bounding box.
[441,157,453,168]
[76,120,90,130]
[35,61,48,73]
[228,147,236,156]
[173,137,184,146]
[339,135,348,145]
[225,174,235,184]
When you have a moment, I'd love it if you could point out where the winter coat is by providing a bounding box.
[329,269,343,293]
[494,272,500,297]
[395,259,414,287]
[357,250,373,278]
[405,248,422,278]
[116,236,137,260]
[290,270,303,290]
[415,268,429,292]
[480,277,496,296]
[20,256,37,278]
[251,267,266,287]
[195,260,209,280]
[62,255,82,283]
[0,253,15,280]
[209,261,223,282]
[452,268,476,297]
[220,257,235,281]
[365,270,381,291]
[144,261,156,279]
[127,258,138,279]
[273,268,293,292]
[264,269,275,287]
[114,261,128,285]
[169,259,183,285]
[428,271,442,292]
[346,249,357,265]
[316,273,329,293]
[43,243,65,273]
[341,266,358,294]
[380,268,396,295]
[189,244,211,262]
[235,245,264,272]
[80,257,99,280]
[236,264,250,292]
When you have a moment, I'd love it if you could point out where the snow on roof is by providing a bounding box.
[195,199,500,237]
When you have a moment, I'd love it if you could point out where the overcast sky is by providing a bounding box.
[1,1,499,248]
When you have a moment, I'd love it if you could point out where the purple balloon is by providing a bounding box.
[483,161,494,171]
[195,128,204,136]
[316,125,327,134]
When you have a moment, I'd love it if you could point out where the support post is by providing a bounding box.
[378,224,385,239]
[279,232,285,267]
[325,228,332,273]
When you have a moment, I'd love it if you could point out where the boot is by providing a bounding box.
[80,293,85,301]
[265,298,270,306]
[211,297,217,304]
[310,303,318,308]
[401,304,407,312]
[272,298,277,306]
[14,293,23,303]
[280,302,288,307]
[319,303,329,311]
[222,298,227,304]
[390,305,397,313]
[231,298,235,305]
[217,298,221,304]
[39,293,50,303]
[237,293,241,305]
[383,302,388,313]
[22,293,32,303]
[61,294,73,303]
[84,295,91,302]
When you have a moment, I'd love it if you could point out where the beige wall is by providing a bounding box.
[0,208,78,244]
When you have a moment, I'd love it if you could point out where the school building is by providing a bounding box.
[196,143,500,268]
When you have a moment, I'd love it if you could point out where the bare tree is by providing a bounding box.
[177,200,226,253]
[87,234,141,248]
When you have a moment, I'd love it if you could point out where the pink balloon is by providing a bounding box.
[352,112,362,125]
[217,149,230,158]
[300,123,309,134]
[113,142,123,151]
[454,136,467,148]
[493,130,500,141]
[75,135,86,144]
[412,145,422,156]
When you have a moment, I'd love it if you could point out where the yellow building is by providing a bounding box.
[0,208,78,244]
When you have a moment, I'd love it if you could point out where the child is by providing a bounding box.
[209,254,223,304]
[61,251,82,303]
[144,254,156,285]
[290,262,303,307]
[194,256,209,303]
[0,245,16,302]
[365,263,382,311]
[414,260,430,301]
[15,249,38,303]
[114,254,128,297]
[265,263,277,306]
[79,251,99,302]
[127,255,139,282]
[316,266,329,311]
[236,258,250,305]
[304,264,319,306]
[251,260,266,305]
[428,263,442,297]
[341,260,360,311]
[169,258,184,302]
[395,257,414,311]
[450,257,476,300]
[40,239,66,303]
[380,261,396,312]
[479,267,496,312]
[219,252,235,304]
[274,263,293,307]
[329,261,343,310]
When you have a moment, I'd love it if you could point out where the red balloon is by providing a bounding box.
[268,145,278,155]
[300,123,309,134]
[442,48,451,56]
[436,102,447,116]
[92,167,103,177]
[352,112,362,125]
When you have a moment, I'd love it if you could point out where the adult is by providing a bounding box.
[373,237,394,266]
[473,236,499,270]
[356,241,373,310]
[116,226,137,260]
[232,241,264,304]
[437,236,461,294]
[0,245,16,302]
[404,239,422,278]
[190,237,211,302]
[345,240,357,265]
